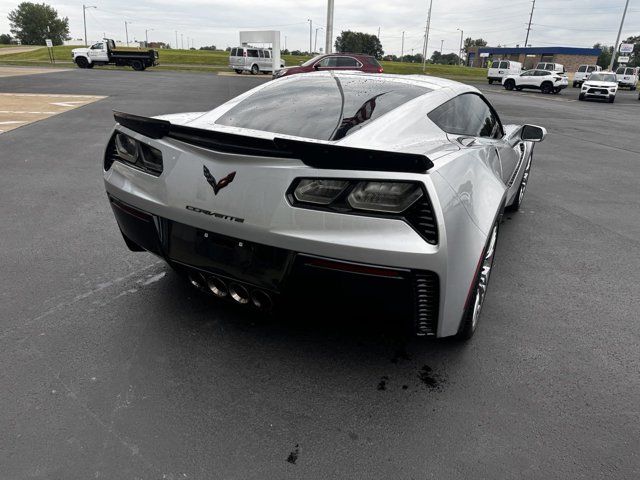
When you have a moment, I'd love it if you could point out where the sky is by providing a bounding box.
[0,0,638,56]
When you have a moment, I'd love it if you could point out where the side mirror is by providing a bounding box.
[521,125,547,142]
[313,63,320,70]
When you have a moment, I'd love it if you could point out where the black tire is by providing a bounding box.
[506,152,533,213]
[455,221,499,341]
[630,85,636,91]
[86,63,94,69]
[234,69,243,74]
[250,64,259,75]
[572,81,577,88]
[608,95,615,103]
[516,86,523,91]
[552,88,560,94]
[488,79,493,85]
[504,79,515,91]
[578,93,585,101]
[540,82,552,94]
[131,60,144,71]
[75,56,88,69]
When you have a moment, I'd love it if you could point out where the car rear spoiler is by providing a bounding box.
[113,111,433,173]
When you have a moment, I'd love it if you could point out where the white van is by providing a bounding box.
[487,60,522,84]
[573,64,601,87]
[228,46,285,75]
[615,66,638,90]
[536,62,565,74]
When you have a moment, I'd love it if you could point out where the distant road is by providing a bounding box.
[0,46,41,56]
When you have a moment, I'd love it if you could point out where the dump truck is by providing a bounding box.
[72,39,158,71]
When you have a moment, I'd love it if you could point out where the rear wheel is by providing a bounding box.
[131,60,144,71]
[504,79,515,91]
[488,79,493,85]
[456,221,499,341]
[75,57,89,69]
[250,64,259,75]
[234,69,243,74]
[540,82,552,94]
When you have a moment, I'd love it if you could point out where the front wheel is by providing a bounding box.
[75,57,89,69]
[507,152,532,212]
[578,93,585,101]
[504,80,515,91]
[488,79,493,85]
[234,69,243,74]
[456,221,499,341]
[608,95,615,103]
[250,64,259,75]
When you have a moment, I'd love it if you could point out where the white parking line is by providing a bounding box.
[0,110,58,114]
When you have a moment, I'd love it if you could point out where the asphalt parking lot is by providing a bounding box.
[1,67,639,479]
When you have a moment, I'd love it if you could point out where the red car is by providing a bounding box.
[273,53,383,79]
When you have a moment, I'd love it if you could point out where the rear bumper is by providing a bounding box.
[109,194,440,336]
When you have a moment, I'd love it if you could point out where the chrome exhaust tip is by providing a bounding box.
[188,272,206,289]
[228,283,250,304]
[251,290,273,310]
[207,276,228,298]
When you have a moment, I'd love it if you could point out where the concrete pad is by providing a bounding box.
[0,93,105,133]
[0,66,70,78]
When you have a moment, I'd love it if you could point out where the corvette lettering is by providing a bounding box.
[185,205,244,223]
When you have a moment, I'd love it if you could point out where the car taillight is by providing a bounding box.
[378,66,383,73]
[243,51,247,57]
[106,131,163,176]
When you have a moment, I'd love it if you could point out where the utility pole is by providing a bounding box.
[524,0,535,47]
[422,0,433,72]
[175,30,178,50]
[609,0,630,71]
[181,34,184,50]
[187,36,190,49]
[457,28,464,65]
[82,5,96,46]
[400,31,405,62]
[377,26,380,39]
[285,35,287,50]
[307,19,312,54]
[325,0,334,54]
[440,39,444,53]
[125,21,131,47]
[145,28,153,46]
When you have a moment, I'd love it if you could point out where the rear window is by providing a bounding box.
[216,75,431,141]
[363,56,381,67]
[490,61,499,68]
[337,57,359,67]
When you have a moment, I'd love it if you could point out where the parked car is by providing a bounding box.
[535,62,566,74]
[229,46,285,75]
[273,53,383,78]
[72,39,158,71]
[573,64,601,87]
[579,71,618,103]
[614,66,638,90]
[502,69,568,94]
[104,72,546,340]
[487,60,522,84]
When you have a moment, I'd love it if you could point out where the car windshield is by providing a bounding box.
[216,75,431,141]
[589,73,616,82]
[301,55,325,67]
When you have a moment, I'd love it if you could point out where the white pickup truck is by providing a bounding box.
[72,39,159,71]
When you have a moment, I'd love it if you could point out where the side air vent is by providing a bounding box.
[413,271,440,336]
[405,191,438,244]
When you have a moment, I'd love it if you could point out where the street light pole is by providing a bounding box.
[325,0,334,54]
[307,19,312,54]
[422,0,433,72]
[175,30,178,50]
[145,28,153,46]
[400,31,404,62]
[125,21,131,47]
[440,39,444,53]
[82,5,96,46]
[609,0,630,71]
[524,0,536,47]
[457,28,464,65]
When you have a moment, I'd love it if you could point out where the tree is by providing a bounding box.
[430,50,461,65]
[593,43,614,69]
[463,38,487,53]
[334,30,384,59]
[199,45,217,51]
[8,2,69,45]
[0,33,12,44]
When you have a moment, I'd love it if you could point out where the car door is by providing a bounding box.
[518,70,536,88]
[262,50,272,71]
[335,56,363,71]
[315,56,339,70]
[88,42,108,62]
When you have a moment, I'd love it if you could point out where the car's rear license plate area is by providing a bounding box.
[169,222,293,291]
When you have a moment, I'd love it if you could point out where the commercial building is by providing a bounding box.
[467,46,601,72]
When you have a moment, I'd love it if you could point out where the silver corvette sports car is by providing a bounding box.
[104,72,545,339]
